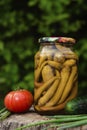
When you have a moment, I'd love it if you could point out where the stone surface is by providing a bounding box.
[0,108,87,130]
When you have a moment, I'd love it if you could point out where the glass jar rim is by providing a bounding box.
[38,37,76,44]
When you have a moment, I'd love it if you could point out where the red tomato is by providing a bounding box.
[4,89,33,113]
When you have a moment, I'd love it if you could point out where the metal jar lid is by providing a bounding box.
[38,37,76,44]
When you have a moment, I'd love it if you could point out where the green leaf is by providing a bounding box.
[0,41,4,51]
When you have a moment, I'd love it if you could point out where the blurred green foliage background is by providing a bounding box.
[0,0,87,108]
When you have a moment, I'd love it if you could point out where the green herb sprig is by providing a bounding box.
[15,114,87,130]
[0,107,11,120]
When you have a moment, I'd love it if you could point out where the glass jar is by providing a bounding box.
[34,37,78,114]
